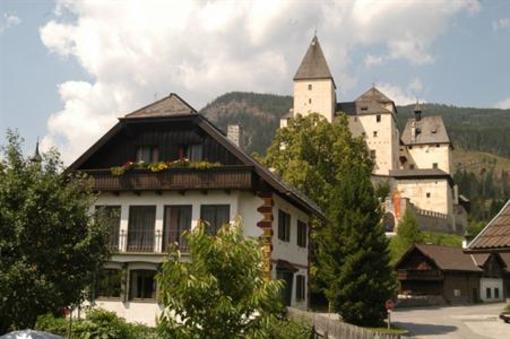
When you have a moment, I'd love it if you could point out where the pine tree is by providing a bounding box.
[264,113,396,326]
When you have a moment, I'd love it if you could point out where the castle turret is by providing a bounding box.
[292,35,336,122]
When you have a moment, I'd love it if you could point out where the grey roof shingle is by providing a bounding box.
[401,115,451,145]
[294,36,334,83]
[125,93,196,118]
[336,87,396,116]
[467,199,510,251]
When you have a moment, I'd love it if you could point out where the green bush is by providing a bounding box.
[266,318,311,339]
[35,309,157,339]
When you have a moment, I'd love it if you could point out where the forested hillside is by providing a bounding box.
[200,92,510,225]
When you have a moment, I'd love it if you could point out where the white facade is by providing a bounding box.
[406,144,452,174]
[348,112,400,175]
[92,190,310,326]
[480,277,504,302]
[293,79,336,122]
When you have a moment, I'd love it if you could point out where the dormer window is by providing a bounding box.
[308,84,312,90]
[361,106,368,112]
[136,146,159,162]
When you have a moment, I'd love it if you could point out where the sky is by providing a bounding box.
[0,0,509,164]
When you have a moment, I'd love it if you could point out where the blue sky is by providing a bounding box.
[0,0,509,162]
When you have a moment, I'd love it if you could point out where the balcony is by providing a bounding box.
[398,269,443,281]
[111,230,190,255]
[83,166,254,192]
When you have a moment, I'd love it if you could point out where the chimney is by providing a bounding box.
[414,100,422,121]
[227,124,242,148]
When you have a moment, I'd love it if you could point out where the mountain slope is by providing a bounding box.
[200,92,510,159]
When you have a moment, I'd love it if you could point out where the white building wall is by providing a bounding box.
[480,278,504,302]
[271,194,310,309]
[347,113,398,175]
[293,79,336,122]
[396,179,451,215]
[92,190,310,323]
[407,144,451,174]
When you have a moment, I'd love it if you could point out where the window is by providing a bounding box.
[436,144,440,147]
[95,269,122,299]
[495,288,500,299]
[409,146,413,150]
[486,287,492,299]
[308,98,312,104]
[295,275,306,302]
[163,205,192,252]
[410,164,415,169]
[426,192,431,198]
[297,221,307,248]
[376,114,381,122]
[186,144,203,161]
[200,205,230,235]
[278,210,291,242]
[129,270,156,300]
[95,206,121,251]
[361,132,366,137]
[370,150,376,159]
[373,131,378,137]
[308,84,312,90]
[127,206,156,252]
[136,146,158,162]
[361,106,368,111]
[433,163,438,169]
[453,289,461,297]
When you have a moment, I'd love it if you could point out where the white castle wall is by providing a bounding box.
[293,79,336,122]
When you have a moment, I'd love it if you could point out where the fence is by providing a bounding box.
[287,308,403,339]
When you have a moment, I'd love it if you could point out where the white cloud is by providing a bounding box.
[378,78,426,106]
[364,54,384,68]
[493,18,510,31]
[495,96,510,109]
[39,0,478,163]
[0,13,21,33]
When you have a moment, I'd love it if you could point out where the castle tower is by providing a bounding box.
[292,35,336,122]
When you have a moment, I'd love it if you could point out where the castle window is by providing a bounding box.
[409,146,413,150]
[373,131,378,137]
[308,98,312,104]
[426,192,431,198]
[433,163,438,169]
[361,132,366,137]
[361,106,368,111]
[308,84,312,90]
[410,164,415,169]
[436,144,440,147]
[370,150,376,159]
[376,114,381,122]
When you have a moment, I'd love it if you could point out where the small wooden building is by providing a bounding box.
[396,244,507,304]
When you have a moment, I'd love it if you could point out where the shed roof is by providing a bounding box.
[467,200,510,251]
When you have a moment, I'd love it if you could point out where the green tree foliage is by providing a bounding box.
[264,113,396,326]
[0,131,110,333]
[396,209,423,250]
[156,220,284,339]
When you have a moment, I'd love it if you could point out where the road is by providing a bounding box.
[392,302,509,339]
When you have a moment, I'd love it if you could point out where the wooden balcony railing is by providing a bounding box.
[82,166,254,192]
[398,269,443,281]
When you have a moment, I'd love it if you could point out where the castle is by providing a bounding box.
[281,36,468,234]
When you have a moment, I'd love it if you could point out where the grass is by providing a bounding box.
[453,148,510,177]
[366,325,408,335]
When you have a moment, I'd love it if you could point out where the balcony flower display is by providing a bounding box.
[110,159,221,176]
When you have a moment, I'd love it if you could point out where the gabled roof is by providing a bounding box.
[397,244,481,272]
[389,168,453,186]
[467,199,510,252]
[401,115,451,145]
[67,94,323,218]
[336,87,397,116]
[293,36,335,86]
[125,93,196,118]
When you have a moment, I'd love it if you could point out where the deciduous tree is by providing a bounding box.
[0,131,110,333]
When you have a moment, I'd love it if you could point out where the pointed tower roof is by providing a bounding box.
[30,139,42,163]
[355,86,393,103]
[294,36,334,85]
[124,93,196,119]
